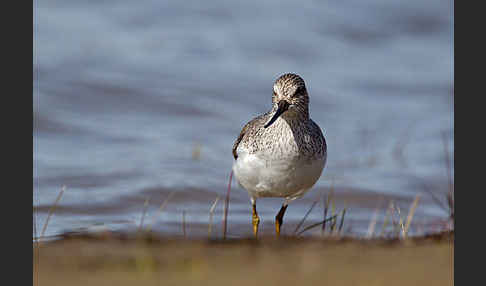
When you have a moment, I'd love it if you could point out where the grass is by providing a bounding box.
[33,130,454,241]
[138,197,150,232]
[222,170,233,239]
[32,116,453,286]
[39,185,66,241]
[182,210,187,238]
[32,176,454,286]
[442,131,454,222]
[297,213,339,236]
[321,181,334,233]
[33,130,454,243]
[380,201,393,237]
[404,195,421,237]
[32,178,453,241]
[208,196,220,238]
[366,199,382,238]
[145,191,175,232]
[338,202,347,234]
[417,131,454,233]
[293,198,318,235]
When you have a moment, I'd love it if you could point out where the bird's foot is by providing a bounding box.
[252,204,260,238]
[275,220,281,236]
[252,214,260,238]
[275,204,288,237]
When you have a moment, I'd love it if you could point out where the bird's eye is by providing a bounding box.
[293,87,303,97]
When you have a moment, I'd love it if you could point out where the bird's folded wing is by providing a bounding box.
[232,114,267,160]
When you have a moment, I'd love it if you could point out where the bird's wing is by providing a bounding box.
[232,114,267,160]
[232,122,251,160]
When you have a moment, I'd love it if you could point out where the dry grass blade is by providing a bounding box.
[223,170,233,239]
[441,131,454,221]
[389,201,399,235]
[420,180,449,214]
[138,197,150,232]
[322,195,328,234]
[182,210,187,238]
[322,182,334,233]
[441,131,453,195]
[330,198,337,233]
[294,198,319,235]
[338,203,347,235]
[146,191,176,232]
[366,198,382,239]
[33,205,38,243]
[366,208,379,239]
[404,195,421,237]
[40,185,66,240]
[298,214,338,236]
[380,201,393,237]
[396,205,405,238]
[208,196,220,237]
[447,191,454,220]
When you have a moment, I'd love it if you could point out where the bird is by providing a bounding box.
[232,73,327,237]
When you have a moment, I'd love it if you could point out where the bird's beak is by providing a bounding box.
[264,100,289,128]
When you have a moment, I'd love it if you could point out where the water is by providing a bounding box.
[34,0,454,238]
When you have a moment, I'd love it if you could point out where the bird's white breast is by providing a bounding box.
[233,147,326,200]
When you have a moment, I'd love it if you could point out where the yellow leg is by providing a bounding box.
[275,204,288,236]
[252,203,260,238]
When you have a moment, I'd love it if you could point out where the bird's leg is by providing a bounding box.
[251,199,260,238]
[275,203,288,236]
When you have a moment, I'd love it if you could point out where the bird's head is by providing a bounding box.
[265,73,309,128]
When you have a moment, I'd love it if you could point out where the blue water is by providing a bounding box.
[34,0,453,238]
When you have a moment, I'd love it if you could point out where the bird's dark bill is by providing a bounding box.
[264,100,289,128]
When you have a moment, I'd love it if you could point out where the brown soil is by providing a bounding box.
[33,231,453,286]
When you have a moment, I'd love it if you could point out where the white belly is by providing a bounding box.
[232,150,326,200]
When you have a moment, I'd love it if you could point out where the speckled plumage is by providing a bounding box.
[232,73,327,202]
[232,112,326,161]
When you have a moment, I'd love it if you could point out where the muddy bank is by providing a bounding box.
[34,231,453,286]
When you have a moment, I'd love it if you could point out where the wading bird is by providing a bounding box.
[232,73,327,237]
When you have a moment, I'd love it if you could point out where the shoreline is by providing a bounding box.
[34,231,453,286]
